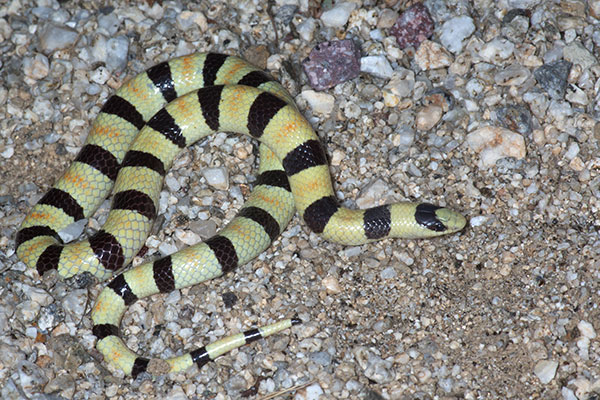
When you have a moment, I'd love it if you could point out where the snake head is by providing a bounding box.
[415,203,466,235]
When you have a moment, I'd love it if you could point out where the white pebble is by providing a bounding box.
[16,300,41,322]
[106,36,129,72]
[61,289,88,319]
[296,17,317,42]
[331,149,346,166]
[577,336,590,359]
[565,142,580,160]
[416,105,443,131]
[465,126,526,168]
[563,41,597,70]
[176,11,208,31]
[343,246,362,258]
[175,229,201,246]
[301,90,335,116]
[562,387,578,400]
[58,219,86,243]
[380,267,397,279]
[439,16,475,53]
[320,2,356,28]
[494,64,532,87]
[32,97,54,121]
[465,79,484,96]
[294,382,324,400]
[479,37,515,62]
[178,327,194,340]
[189,220,217,239]
[566,85,589,106]
[384,68,415,98]
[202,167,229,190]
[360,56,394,79]
[23,285,54,306]
[25,326,38,338]
[164,290,181,305]
[394,129,415,148]
[469,215,488,227]
[578,320,596,339]
[397,252,414,266]
[165,175,181,192]
[159,241,179,255]
[97,13,120,36]
[356,179,390,208]
[38,22,79,53]
[534,359,558,384]
[1,146,14,159]
[166,385,188,400]
[23,53,50,80]
[322,276,342,294]
[90,66,110,85]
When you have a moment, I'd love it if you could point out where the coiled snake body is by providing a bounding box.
[16,53,466,377]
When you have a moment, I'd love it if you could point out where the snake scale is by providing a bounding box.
[16,53,466,377]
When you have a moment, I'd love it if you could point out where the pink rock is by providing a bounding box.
[302,39,361,91]
[389,3,434,49]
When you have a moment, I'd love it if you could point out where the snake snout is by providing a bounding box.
[434,207,467,233]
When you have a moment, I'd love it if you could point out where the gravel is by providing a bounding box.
[1,0,600,399]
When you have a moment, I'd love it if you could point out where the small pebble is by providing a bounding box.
[105,36,129,72]
[302,40,361,90]
[384,68,415,98]
[37,22,79,53]
[565,84,588,105]
[353,346,395,383]
[494,64,531,87]
[202,167,229,190]
[479,37,515,62]
[466,126,527,168]
[416,104,443,131]
[23,285,53,306]
[578,320,597,339]
[356,179,390,208]
[415,40,453,70]
[295,382,324,400]
[390,3,434,49]
[61,289,87,319]
[562,387,577,400]
[176,11,208,31]
[470,215,488,227]
[296,18,317,42]
[23,53,50,80]
[320,2,356,28]
[495,105,532,134]
[301,90,335,116]
[322,276,342,294]
[563,42,597,70]
[360,55,394,79]
[97,13,120,36]
[175,229,201,246]
[189,220,217,239]
[57,220,86,243]
[534,60,572,99]
[439,16,475,53]
[166,385,188,400]
[380,266,397,279]
[534,359,558,384]
[377,9,398,29]
[309,351,332,366]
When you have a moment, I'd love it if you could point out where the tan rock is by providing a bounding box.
[415,40,453,70]
[466,126,526,168]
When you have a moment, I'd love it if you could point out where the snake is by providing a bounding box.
[15,53,466,377]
